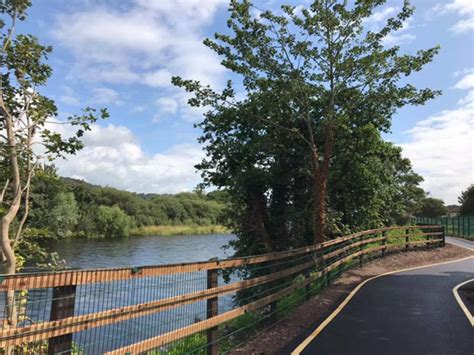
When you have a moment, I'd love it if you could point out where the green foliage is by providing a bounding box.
[151,333,207,355]
[25,170,230,240]
[48,192,79,238]
[330,125,425,229]
[0,0,108,272]
[131,224,229,236]
[415,197,447,218]
[173,0,439,258]
[94,205,133,238]
[459,185,474,216]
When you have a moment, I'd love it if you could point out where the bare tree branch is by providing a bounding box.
[0,179,9,204]
[2,11,17,52]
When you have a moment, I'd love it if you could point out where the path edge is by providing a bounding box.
[291,254,474,355]
[452,278,474,327]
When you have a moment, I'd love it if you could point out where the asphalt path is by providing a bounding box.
[289,237,474,355]
[447,236,474,251]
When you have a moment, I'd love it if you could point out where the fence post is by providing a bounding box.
[441,225,445,247]
[405,228,409,252]
[467,216,471,238]
[207,268,219,355]
[382,231,387,257]
[305,251,314,300]
[457,216,461,236]
[48,285,76,355]
[358,235,363,267]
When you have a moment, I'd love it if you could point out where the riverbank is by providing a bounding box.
[130,224,231,236]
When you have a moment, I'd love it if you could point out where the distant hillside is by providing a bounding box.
[27,174,230,239]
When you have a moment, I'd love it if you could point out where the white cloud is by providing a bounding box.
[399,71,474,204]
[382,33,416,46]
[156,97,179,115]
[143,69,172,88]
[69,66,141,84]
[91,87,122,105]
[133,0,223,26]
[52,1,227,124]
[451,17,474,32]
[439,0,474,33]
[131,105,146,113]
[53,1,226,90]
[453,67,474,77]
[445,0,474,16]
[454,73,474,89]
[365,6,398,24]
[60,86,80,106]
[458,90,474,107]
[53,124,203,193]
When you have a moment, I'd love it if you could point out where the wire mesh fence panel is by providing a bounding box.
[415,216,473,239]
[0,225,444,354]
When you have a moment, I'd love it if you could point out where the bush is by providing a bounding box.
[94,205,133,238]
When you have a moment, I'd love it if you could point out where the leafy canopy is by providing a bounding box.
[459,185,474,216]
[173,0,439,254]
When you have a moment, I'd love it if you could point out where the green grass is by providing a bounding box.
[149,333,207,354]
[386,227,425,244]
[130,224,231,236]
[148,312,264,354]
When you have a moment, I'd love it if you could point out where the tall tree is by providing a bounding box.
[459,185,474,216]
[329,124,425,229]
[174,0,440,245]
[415,197,447,218]
[0,2,108,275]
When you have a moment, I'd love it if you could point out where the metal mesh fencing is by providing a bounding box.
[415,216,473,240]
[0,225,444,354]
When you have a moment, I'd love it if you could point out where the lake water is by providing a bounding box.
[19,234,238,353]
[45,233,236,269]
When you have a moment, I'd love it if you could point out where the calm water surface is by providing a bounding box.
[45,233,236,269]
[26,234,238,353]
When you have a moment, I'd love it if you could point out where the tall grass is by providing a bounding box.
[130,224,231,236]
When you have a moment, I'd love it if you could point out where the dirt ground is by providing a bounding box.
[231,244,474,355]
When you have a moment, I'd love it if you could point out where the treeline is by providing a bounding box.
[414,185,474,218]
[26,168,228,240]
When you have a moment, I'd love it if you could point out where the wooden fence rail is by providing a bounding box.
[0,225,444,354]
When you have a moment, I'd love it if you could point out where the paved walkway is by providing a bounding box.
[290,237,474,355]
[447,236,474,251]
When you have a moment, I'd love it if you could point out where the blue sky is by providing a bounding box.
[18,0,474,204]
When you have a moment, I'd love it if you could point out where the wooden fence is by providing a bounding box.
[0,225,444,354]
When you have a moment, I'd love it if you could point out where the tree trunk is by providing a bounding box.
[252,192,273,253]
[310,120,334,245]
[1,99,21,275]
[311,148,325,245]
[1,99,20,353]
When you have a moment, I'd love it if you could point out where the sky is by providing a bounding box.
[15,0,474,204]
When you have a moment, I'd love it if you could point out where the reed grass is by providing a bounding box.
[130,224,231,236]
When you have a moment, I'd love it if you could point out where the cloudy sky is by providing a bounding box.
[18,0,473,204]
